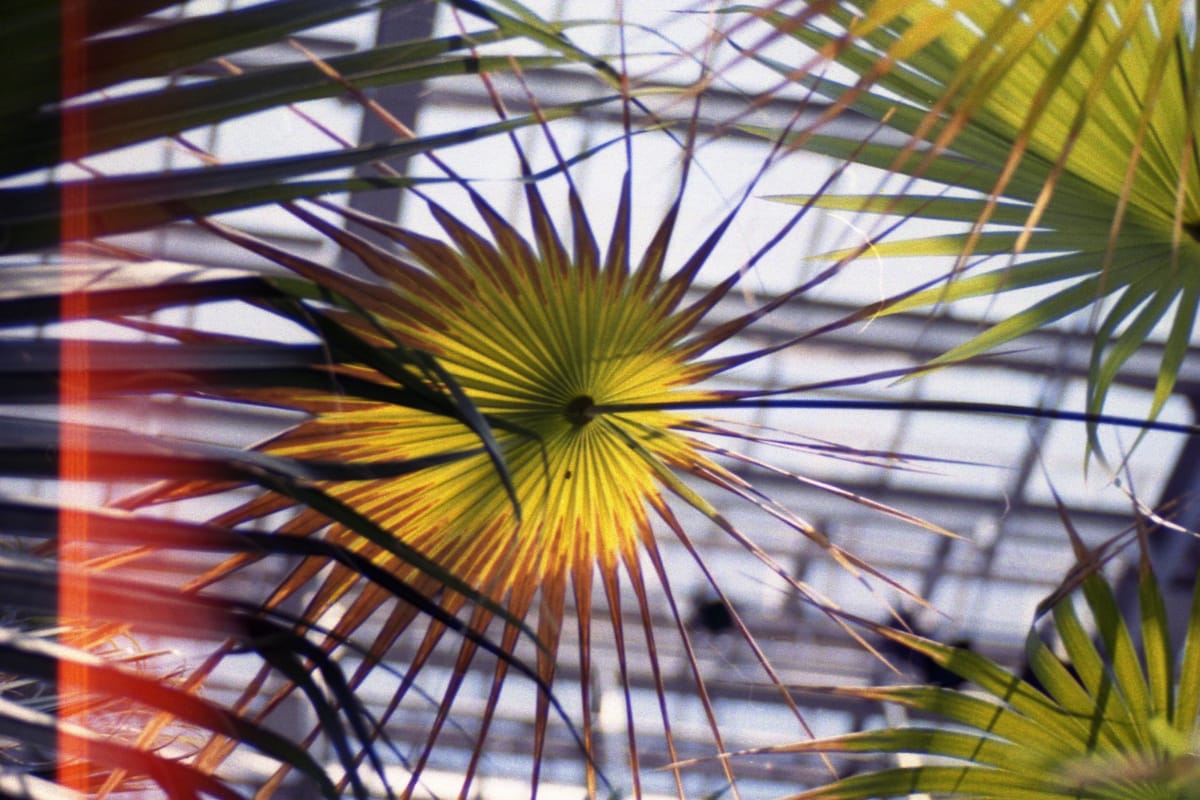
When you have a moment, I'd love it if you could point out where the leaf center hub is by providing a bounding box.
[564,395,596,427]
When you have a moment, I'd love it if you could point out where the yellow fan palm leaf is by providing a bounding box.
[749,0,1200,439]
[130,160,919,797]
[716,534,1200,799]
[250,198,719,609]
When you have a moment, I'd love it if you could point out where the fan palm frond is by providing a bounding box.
[119,124,940,796]
[724,528,1200,799]
[742,0,1200,439]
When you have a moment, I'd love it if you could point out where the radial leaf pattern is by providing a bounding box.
[260,192,720,601]
[164,161,883,797]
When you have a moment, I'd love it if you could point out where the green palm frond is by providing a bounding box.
[744,0,1200,436]
[1,0,617,253]
[730,539,1200,799]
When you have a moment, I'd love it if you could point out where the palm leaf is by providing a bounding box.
[2,0,619,254]
[744,0,1200,435]
[0,553,365,799]
[731,540,1200,799]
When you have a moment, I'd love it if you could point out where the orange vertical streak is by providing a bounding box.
[58,1,91,791]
